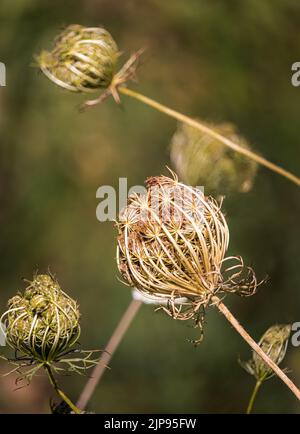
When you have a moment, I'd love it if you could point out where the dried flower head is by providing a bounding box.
[36,25,119,93]
[116,172,260,339]
[37,25,145,106]
[0,274,99,384]
[240,324,291,381]
[170,121,258,194]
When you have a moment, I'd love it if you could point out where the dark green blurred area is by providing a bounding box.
[0,0,300,414]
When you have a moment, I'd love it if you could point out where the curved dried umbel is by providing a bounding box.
[36,24,144,106]
[116,173,259,336]
[0,274,99,384]
[36,25,119,93]
[170,121,258,194]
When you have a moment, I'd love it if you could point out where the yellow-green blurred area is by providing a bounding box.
[0,0,300,414]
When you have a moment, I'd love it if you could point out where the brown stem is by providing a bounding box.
[118,86,300,187]
[76,299,142,410]
[213,295,300,401]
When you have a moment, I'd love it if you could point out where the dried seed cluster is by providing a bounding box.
[117,174,258,331]
[2,274,80,362]
[37,25,119,92]
[1,274,99,383]
[170,121,258,194]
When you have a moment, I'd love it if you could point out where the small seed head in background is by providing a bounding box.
[240,324,291,381]
[36,25,119,93]
[170,121,258,194]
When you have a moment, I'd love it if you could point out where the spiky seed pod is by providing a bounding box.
[116,173,259,333]
[37,25,119,92]
[170,121,258,194]
[0,274,99,383]
[2,274,80,363]
[240,324,291,381]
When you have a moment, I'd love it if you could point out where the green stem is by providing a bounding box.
[45,364,81,414]
[246,380,262,414]
[118,86,300,187]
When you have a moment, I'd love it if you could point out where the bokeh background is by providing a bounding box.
[0,0,300,414]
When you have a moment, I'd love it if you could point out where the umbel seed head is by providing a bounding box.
[37,25,119,92]
[116,173,259,333]
[2,274,80,363]
[240,324,291,381]
[170,121,258,194]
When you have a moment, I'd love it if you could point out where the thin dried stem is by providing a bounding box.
[77,299,142,410]
[213,295,300,401]
[118,86,300,187]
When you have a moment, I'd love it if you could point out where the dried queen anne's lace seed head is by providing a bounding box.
[36,25,119,92]
[3,274,80,362]
[0,274,99,383]
[116,173,259,336]
[170,121,258,194]
[240,324,291,381]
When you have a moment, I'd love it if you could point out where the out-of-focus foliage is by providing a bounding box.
[0,0,299,413]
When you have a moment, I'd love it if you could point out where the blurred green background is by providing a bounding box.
[0,0,300,414]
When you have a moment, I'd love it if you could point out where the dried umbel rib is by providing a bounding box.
[0,274,99,383]
[170,121,258,194]
[36,25,119,92]
[116,174,258,330]
[240,324,291,381]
